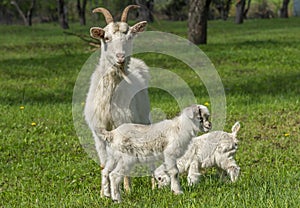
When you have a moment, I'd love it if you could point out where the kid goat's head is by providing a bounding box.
[90,5,147,68]
[183,104,212,133]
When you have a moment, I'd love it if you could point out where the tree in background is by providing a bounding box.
[243,0,251,18]
[57,0,69,29]
[280,0,290,18]
[135,0,154,22]
[235,0,245,23]
[188,0,212,44]
[212,0,232,20]
[77,0,87,25]
[10,0,35,26]
[294,0,300,16]
[155,0,188,21]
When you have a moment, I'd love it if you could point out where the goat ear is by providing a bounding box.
[231,122,240,135]
[90,27,105,39]
[130,21,147,35]
[184,105,195,119]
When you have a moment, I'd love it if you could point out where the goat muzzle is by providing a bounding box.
[116,53,126,64]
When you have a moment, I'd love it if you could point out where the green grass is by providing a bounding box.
[1,18,300,207]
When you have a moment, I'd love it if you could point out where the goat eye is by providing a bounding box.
[104,37,111,42]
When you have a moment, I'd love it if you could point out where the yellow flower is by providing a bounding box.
[204,102,210,106]
[20,106,25,110]
[284,133,290,137]
[31,122,37,126]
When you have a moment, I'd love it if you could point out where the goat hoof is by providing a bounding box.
[113,199,121,203]
[101,194,111,198]
[100,191,111,198]
[174,190,183,195]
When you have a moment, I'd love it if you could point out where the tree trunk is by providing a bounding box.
[58,0,69,29]
[188,0,212,45]
[223,0,232,20]
[27,0,35,26]
[280,0,290,18]
[215,0,232,20]
[294,0,300,16]
[10,0,36,26]
[235,0,246,24]
[243,0,251,19]
[10,0,28,25]
[135,0,154,22]
[77,0,87,25]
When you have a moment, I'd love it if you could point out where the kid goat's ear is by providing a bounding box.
[90,27,105,39]
[184,106,195,119]
[231,122,241,136]
[130,21,147,35]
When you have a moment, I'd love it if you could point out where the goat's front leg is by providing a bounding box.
[164,157,183,194]
[187,160,201,186]
[219,158,240,182]
[227,164,240,182]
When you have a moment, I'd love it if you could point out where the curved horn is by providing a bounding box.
[93,7,114,24]
[121,5,140,22]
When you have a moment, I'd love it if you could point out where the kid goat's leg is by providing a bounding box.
[101,158,115,198]
[220,158,240,182]
[165,157,183,194]
[109,160,128,203]
[187,160,201,186]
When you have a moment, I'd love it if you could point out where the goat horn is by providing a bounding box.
[93,7,114,24]
[121,5,140,22]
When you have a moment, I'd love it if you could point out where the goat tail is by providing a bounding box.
[94,128,113,142]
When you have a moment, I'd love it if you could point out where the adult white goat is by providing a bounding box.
[97,104,212,202]
[154,122,241,188]
[84,5,150,195]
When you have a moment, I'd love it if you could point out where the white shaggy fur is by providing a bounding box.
[97,104,211,202]
[154,122,241,188]
[84,6,150,194]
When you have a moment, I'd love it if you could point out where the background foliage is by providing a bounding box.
[0,0,296,25]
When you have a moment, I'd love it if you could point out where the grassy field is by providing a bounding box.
[0,18,300,207]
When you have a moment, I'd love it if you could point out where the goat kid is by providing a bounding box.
[154,122,241,188]
[96,104,211,202]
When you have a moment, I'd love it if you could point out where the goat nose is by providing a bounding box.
[116,53,125,62]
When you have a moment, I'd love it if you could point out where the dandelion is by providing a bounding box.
[31,122,37,127]
[284,133,290,137]
[20,106,25,110]
[204,102,210,107]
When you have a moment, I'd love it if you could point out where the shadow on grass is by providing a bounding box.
[225,70,300,97]
[1,38,299,105]
[0,53,90,105]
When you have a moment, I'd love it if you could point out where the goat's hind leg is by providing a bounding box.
[101,158,115,198]
[109,160,128,203]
